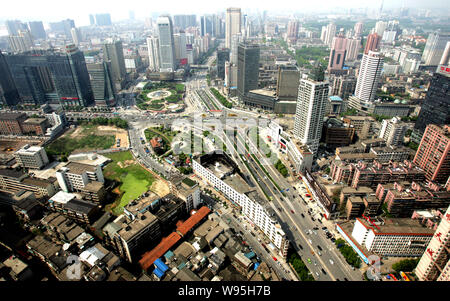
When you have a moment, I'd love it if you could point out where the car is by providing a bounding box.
[298,244,303,250]
[311,217,315,221]
[321,268,327,275]
[273,257,277,261]
[315,272,320,277]
[329,259,334,265]
[301,213,305,218]
[344,278,349,281]
[331,238,336,243]
[318,219,322,224]
[290,210,295,214]
[313,226,319,230]
[313,261,317,266]
[307,258,312,263]
[317,245,322,251]
[322,227,328,230]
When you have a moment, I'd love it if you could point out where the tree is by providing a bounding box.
[392,259,419,273]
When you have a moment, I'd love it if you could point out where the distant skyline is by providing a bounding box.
[0,0,448,28]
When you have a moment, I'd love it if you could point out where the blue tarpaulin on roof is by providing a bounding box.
[245,251,255,259]
[164,251,174,260]
[153,268,165,278]
[154,258,169,273]
[254,263,260,270]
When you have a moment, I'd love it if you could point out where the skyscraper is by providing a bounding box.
[173,15,197,29]
[364,33,381,54]
[5,20,27,36]
[8,29,34,53]
[287,20,299,43]
[354,22,363,38]
[200,15,214,37]
[4,45,94,107]
[146,36,160,71]
[0,52,21,107]
[87,62,116,107]
[226,8,241,49]
[89,14,95,26]
[157,15,176,72]
[324,23,337,47]
[415,205,450,281]
[345,38,361,61]
[217,48,230,80]
[354,51,384,103]
[237,43,260,102]
[27,21,46,40]
[440,41,450,65]
[328,32,347,72]
[95,14,112,26]
[49,19,75,37]
[374,21,387,37]
[413,124,450,184]
[414,66,450,133]
[422,32,450,66]
[102,39,127,90]
[71,27,82,45]
[293,74,329,156]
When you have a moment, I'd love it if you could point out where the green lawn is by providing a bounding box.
[45,125,115,156]
[103,151,155,215]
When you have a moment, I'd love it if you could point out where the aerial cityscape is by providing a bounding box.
[0,0,449,288]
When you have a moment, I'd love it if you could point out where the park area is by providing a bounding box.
[103,151,170,215]
[136,82,185,112]
[45,123,128,157]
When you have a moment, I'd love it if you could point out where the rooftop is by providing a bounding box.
[118,211,158,241]
[61,162,97,175]
[139,232,182,270]
[356,217,435,235]
[176,206,211,237]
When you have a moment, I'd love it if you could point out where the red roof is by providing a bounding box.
[139,232,181,270]
[176,206,211,236]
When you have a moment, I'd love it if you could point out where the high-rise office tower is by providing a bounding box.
[87,62,116,107]
[4,45,94,107]
[5,20,27,36]
[71,27,82,45]
[328,32,347,72]
[102,39,127,90]
[27,21,46,40]
[364,33,381,54]
[415,205,450,281]
[200,15,214,37]
[237,43,260,101]
[345,38,361,61]
[217,48,230,80]
[414,66,450,133]
[413,124,450,184]
[64,44,94,106]
[95,14,112,26]
[287,20,299,43]
[177,31,187,65]
[0,52,21,106]
[354,51,383,103]
[226,8,241,49]
[146,36,160,71]
[157,15,176,72]
[230,33,243,65]
[354,22,363,38]
[422,32,450,66]
[293,72,329,156]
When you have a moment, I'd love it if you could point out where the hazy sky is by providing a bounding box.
[0,0,447,27]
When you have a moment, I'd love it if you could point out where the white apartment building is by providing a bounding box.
[14,145,49,169]
[293,77,329,156]
[351,217,434,257]
[146,36,160,71]
[379,116,413,146]
[192,154,289,258]
[56,162,104,193]
[415,206,450,281]
[421,32,450,66]
[355,51,384,103]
